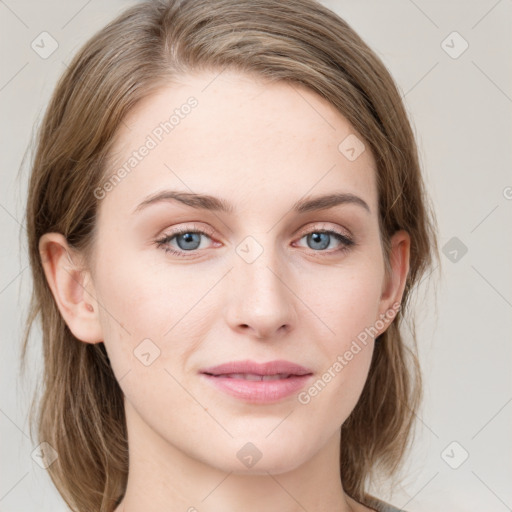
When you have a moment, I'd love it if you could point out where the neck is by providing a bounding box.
[115,400,357,512]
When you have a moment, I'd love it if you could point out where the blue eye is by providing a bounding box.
[156,226,354,258]
[156,228,213,257]
[297,230,354,253]
[173,232,203,251]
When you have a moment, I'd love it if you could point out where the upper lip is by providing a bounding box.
[200,359,313,377]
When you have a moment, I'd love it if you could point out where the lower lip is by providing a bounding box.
[200,374,313,403]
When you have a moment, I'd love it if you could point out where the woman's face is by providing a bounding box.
[83,70,408,474]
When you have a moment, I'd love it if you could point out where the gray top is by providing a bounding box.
[367,497,407,512]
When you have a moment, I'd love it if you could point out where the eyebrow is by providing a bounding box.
[133,190,371,215]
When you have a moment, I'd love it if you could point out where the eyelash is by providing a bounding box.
[155,224,355,259]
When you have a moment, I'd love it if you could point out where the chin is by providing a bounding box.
[202,437,314,476]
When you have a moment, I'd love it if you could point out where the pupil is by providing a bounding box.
[178,232,201,250]
[309,232,329,250]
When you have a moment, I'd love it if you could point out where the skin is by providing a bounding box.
[40,70,410,512]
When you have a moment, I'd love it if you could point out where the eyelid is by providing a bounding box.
[155,221,355,258]
[295,222,352,239]
[154,223,219,258]
[157,221,351,243]
[158,222,216,240]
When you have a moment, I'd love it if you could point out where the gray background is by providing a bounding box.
[1,1,511,510]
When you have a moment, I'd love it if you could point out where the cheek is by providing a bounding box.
[297,254,384,343]
[92,246,217,377]
[292,258,384,416]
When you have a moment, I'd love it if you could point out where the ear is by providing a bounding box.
[39,233,103,344]
[376,230,410,334]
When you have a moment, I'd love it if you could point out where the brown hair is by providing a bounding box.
[22,0,439,510]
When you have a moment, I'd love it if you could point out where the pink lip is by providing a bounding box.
[200,359,312,377]
[199,359,314,404]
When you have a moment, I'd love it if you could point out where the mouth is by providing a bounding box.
[199,360,314,403]
[200,359,312,377]
[204,372,301,381]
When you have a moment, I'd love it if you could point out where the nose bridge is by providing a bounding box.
[226,232,296,338]
[234,233,289,302]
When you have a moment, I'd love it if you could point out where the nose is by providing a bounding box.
[225,242,297,340]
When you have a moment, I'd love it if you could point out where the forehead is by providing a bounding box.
[101,70,378,217]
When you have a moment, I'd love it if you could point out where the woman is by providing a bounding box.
[22,0,439,511]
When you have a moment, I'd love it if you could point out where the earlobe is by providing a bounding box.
[39,233,103,344]
[377,230,411,330]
